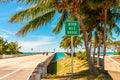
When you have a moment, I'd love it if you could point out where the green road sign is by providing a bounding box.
[65,21,80,36]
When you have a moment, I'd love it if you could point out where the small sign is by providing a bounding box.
[65,21,80,36]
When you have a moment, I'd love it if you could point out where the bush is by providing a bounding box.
[76,51,87,60]
[114,52,120,55]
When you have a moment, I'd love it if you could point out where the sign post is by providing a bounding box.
[71,36,74,78]
[65,21,80,78]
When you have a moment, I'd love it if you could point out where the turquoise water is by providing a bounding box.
[22,52,66,60]
[52,52,66,61]
[106,52,114,55]
[99,52,114,55]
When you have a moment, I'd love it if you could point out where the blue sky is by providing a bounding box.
[0,1,120,52]
[0,1,65,52]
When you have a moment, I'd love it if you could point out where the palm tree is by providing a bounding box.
[92,39,96,64]
[6,0,100,74]
[6,41,21,54]
[107,41,120,53]
[0,37,8,54]
[88,0,120,71]
[3,0,120,74]
[60,35,82,54]
[96,26,104,67]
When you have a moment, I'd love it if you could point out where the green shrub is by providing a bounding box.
[76,51,87,60]
[114,52,120,55]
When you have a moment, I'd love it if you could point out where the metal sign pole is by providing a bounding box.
[71,36,74,78]
[65,21,80,79]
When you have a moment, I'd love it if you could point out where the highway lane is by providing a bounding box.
[0,53,54,80]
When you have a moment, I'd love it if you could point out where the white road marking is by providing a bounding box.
[0,53,54,80]
[0,69,21,80]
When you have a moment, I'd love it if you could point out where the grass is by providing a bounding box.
[46,56,112,80]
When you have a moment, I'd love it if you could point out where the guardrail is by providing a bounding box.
[28,53,55,80]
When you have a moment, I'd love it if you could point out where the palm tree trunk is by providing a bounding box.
[102,8,107,71]
[90,40,93,63]
[96,28,102,67]
[97,42,100,67]
[90,39,92,59]
[90,40,92,56]
[73,12,99,74]
[93,45,96,64]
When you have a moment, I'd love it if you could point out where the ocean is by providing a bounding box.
[22,52,115,55]
[106,52,115,55]
[52,52,66,61]
[22,52,66,61]
[99,52,114,56]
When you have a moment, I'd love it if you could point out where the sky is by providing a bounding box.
[0,1,120,52]
[0,1,65,52]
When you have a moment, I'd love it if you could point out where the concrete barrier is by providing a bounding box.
[105,55,120,80]
[28,53,54,80]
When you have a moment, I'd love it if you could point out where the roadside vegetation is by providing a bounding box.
[46,54,112,80]
[0,37,22,55]
[107,41,120,55]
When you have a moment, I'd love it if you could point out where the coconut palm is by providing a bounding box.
[84,2,120,68]
[5,0,120,74]
[60,35,82,53]
[88,0,120,71]
[6,41,22,54]
[107,41,120,53]
[6,0,100,74]
[0,37,8,54]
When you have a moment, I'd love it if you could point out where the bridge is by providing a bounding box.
[105,55,120,80]
[0,53,54,80]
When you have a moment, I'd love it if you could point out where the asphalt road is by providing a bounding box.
[0,53,54,80]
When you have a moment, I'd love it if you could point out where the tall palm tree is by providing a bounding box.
[88,0,120,71]
[96,26,104,67]
[92,39,96,64]
[4,0,120,74]
[7,0,100,74]
[6,0,120,74]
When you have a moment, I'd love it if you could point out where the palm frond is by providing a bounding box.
[0,0,13,3]
[113,25,120,36]
[18,0,41,4]
[52,10,68,34]
[87,0,103,10]
[9,0,56,22]
[17,10,56,36]
[0,0,55,4]
[18,0,54,5]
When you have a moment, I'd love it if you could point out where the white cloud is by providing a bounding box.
[16,6,23,11]
[0,28,15,35]
[0,34,8,38]
[31,35,54,41]
[2,29,14,35]
[18,41,53,51]
[18,36,55,52]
